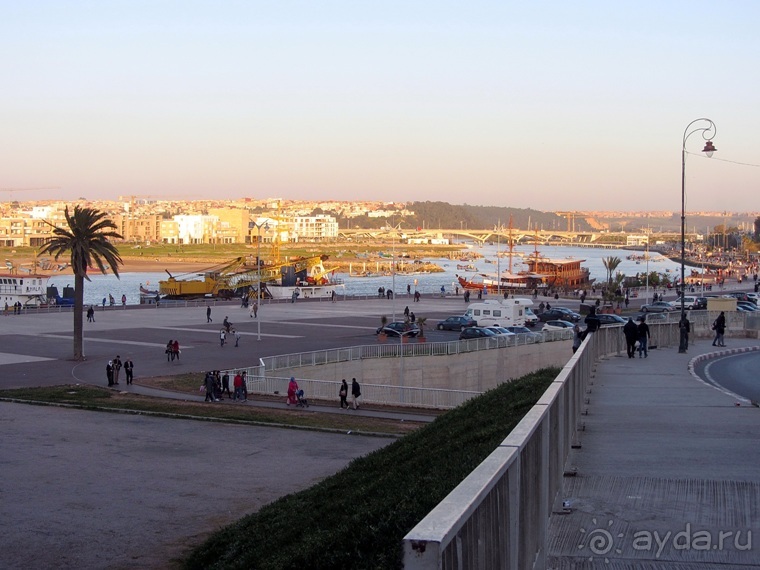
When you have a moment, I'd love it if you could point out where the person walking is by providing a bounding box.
[250,301,258,318]
[623,317,638,358]
[339,379,349,409]
[124,358,134,385]
[87,306,95,322]
[351,377,361,410]
[221,371,232,399]
[106,360,114,386]
[206,305,212,323]
[287,377,299,406]
[172,340,180,361]
[679,314,692,351]
[204,371,219,402]
[233,329,240,347]
[113,355,122,385]
[637,317,650,358]
[223,316,231,332]
[233,371,244,401]
[712,311,726,347]
[166,340,174,361]
[219,329,226,347]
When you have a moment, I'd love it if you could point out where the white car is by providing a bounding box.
[485,326,515,336]
[542,319,575,331]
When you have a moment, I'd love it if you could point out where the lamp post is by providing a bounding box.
[679,118,717,353]
[252,220,269,341]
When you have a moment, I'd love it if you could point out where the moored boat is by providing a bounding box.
[0,273,50,308]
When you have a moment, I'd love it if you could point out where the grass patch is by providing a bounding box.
[0,385,425,436]
[181,367,560,570]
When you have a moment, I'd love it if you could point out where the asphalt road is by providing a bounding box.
[695,350,760,402]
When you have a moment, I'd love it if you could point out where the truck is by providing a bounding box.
[464,298,535,328]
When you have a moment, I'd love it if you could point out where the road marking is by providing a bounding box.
[38,334,190,349]
[150,326,302,338]
[0,353,54,365]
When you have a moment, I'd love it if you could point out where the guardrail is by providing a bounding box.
[401,322,680,569]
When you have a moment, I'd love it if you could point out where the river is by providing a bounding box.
[50,245,682,306]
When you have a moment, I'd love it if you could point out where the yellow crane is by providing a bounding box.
[0,187,60,200]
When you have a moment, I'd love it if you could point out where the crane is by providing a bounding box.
[0,187,61,200]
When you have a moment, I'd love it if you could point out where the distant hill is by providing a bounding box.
[337,201,590,231]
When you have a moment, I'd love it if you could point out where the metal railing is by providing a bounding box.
[401,322,680,569]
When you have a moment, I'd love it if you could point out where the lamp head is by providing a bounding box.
[702,140,716,158]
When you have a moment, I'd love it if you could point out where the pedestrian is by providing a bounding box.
[339,379,349,409]
[204,371,218,402]
[407,284,411,295]
[331,290,336,303]
[106,360,114,386]
[351,378,361,410]
[241,371,248,401]
[623,317,638,358]
[624,296,629,309]
[102,297,106,308]
[712,311,726,347]
[121,294,126,307]
[219,329,226,346]
[113,355,122,384]
[109,294,115,307]
[233,329,240,347]
[124,358,134,385]
[679,314,691,351]
[572,324,583,354]
[206,305,212,323]
[637,317,650,358]
[250,301,258,318]
[172,340,180,360]
[233,371,244,401]
[403,306,410,320]
[221,371,232,399]
[410,312,415,323]
[87,306,95,322]
[287,377,299,406]
[166,340,174,361]
[223,316,231,332]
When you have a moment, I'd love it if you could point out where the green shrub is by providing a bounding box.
[184,368,559,570]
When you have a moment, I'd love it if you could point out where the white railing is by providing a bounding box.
[401,322,679,569]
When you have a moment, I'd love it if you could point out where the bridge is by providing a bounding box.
[338,227,695,246]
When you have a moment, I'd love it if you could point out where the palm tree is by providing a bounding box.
[40,206,123,360]
[602,256,622,288]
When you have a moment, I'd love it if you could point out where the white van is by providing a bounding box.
[465,298,534,328]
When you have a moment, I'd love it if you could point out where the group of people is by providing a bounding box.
[338,378,362,410]
[5,301,25,314]
[106,355,134,386]
[204,370,248,402]
[165,339,180,361]
[622,317,652,358]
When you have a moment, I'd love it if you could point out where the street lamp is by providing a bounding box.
[679,118,717,353]
[252,220,269,341]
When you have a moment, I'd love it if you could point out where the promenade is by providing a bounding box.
[547,336,760,567]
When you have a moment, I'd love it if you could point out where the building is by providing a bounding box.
[292,215,338,241]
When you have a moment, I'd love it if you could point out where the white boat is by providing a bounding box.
[0,273,50,308]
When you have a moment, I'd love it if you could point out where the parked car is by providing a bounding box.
[737,301,759,311]
[459,326,498,340]
[436,315,478,331]
[542,319,575,331]
[636,312,668,322]
[537,307,582,322]
[485,326,515,336]
[505,325,544,342]
[722,292,755,304]
[640,301,676,313]
[595,314,626,326]
[377,321,420,337]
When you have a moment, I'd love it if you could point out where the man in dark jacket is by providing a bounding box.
[623,317,638,358]
[637,317,651,358]
[679,315,691,351]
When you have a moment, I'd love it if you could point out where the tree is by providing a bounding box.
[602,256,622,289]
[754,216,760,242]
[40,206,123,360]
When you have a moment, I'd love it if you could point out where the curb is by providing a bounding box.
[688,345,760,404]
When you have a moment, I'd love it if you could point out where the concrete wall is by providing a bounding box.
[271,340,572,393]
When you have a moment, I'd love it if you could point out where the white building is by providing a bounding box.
[292,215,338,241]
[173,215,218,244]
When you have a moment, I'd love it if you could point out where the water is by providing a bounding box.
[52,245,682,306]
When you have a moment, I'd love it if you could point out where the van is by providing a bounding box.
[677,295,699,310]
[464,298,534,328]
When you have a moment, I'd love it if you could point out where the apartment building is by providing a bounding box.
[292,215,338,241]
[111,214,162,244]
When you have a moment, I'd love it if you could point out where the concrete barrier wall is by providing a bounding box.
[270,339,573,393]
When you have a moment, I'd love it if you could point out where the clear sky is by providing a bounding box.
[1,1,758,211]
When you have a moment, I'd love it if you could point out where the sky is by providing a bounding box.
[1,1,759,211]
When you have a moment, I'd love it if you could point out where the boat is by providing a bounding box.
[456,264,479,272]
[456,271,547,293]
[524,256,593,289]
[158,255,344,301]
[0,273,50,308]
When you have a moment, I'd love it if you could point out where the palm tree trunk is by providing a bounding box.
[73,273,85,360]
